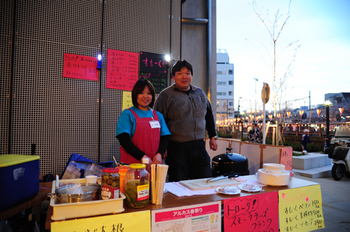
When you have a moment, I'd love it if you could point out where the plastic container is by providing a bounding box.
[125,163,150,208]
[141,157,151,175]
[0,154,40,211]
[101,168,120,199]
[118,166,130,195]
[50,178,125,220]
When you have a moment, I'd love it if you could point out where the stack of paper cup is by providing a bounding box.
[85,175,98,184]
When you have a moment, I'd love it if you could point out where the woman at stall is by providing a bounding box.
[116,79,170,165]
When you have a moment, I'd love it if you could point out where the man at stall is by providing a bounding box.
[154,60,218,182]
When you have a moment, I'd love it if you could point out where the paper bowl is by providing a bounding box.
[263,163,285,174]
[257,169,290,186]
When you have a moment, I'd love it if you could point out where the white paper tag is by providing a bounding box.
[149,121,160,129]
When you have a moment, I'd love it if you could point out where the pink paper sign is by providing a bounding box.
[106,49,139,91]
[63,53,99,81]
[224,191,279,232]
[280,147,293,171]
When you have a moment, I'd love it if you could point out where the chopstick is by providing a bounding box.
[151,164,156,204]
[155,164,168,205]
[113,156,119,167]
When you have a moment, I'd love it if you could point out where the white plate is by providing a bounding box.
[216,186,241,195]
[238,184,262,193]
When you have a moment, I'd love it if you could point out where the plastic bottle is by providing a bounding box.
[141,157,151,177]
[118,165,130,195]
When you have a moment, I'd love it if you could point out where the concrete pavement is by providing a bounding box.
[293,174,350,231]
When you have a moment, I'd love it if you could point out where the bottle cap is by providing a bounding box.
[130,163,146,169]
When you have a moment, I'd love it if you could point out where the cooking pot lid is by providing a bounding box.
[213,148,247,162]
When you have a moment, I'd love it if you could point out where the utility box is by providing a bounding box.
[0,154,40,211]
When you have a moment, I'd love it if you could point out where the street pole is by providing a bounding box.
[254,78,258,119]
[322,100,333,142]
[262,87,266,144]
[326,105,330,139]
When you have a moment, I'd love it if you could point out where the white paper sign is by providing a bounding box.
[151,201,221,232]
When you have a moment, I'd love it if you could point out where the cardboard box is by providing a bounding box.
[0,154,40,211]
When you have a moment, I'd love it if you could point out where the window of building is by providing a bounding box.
[229,91,233,96]
[228,101,233,106]
[229,69,233,74]
[217,81,226,85]
[217,71,222,74]
[228,80,233,85]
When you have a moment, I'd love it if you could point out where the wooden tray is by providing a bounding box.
[179,177,240,191]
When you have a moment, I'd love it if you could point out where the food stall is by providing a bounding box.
[45,172,324,232]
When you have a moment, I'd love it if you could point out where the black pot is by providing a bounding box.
[211,147,249,177]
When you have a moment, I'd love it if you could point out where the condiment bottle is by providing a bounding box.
[118,165,130,195]
[125,163,149,208]
[101,168,120,199]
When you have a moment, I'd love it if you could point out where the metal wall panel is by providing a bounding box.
[171,0,182,61]
[0,0,13,154]
[100,0,173,163]
[11,0,102,175]
[2,0,182,175]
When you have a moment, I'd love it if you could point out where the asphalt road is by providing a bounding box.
[294,174,350,231]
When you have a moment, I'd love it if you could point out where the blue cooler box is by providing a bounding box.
[0,154,40,211]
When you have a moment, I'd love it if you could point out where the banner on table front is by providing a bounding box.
[152,201,221,232]
[51,210,150,232]
[279,184,325,232]
[223,191,279,232]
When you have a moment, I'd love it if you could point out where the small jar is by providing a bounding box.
[101,168,120,199]
[125,163,149,208]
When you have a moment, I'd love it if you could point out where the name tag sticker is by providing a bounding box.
[149,121,161,129]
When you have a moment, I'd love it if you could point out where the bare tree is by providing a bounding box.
[249,0,301,117]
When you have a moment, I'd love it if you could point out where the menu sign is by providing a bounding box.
[139,51,168,93]
[122,91,133,111]
[106,49,139,91]
[279,185,324,232]
[280,147,293,171]
[223,191,279,232]
[140,72,167,94]
[63,53,99,81]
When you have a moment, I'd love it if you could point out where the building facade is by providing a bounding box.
[325,92,350,104]
[0,0,217,175]
[216,49,234,121]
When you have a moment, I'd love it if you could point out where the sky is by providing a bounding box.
[217,0,350,112]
